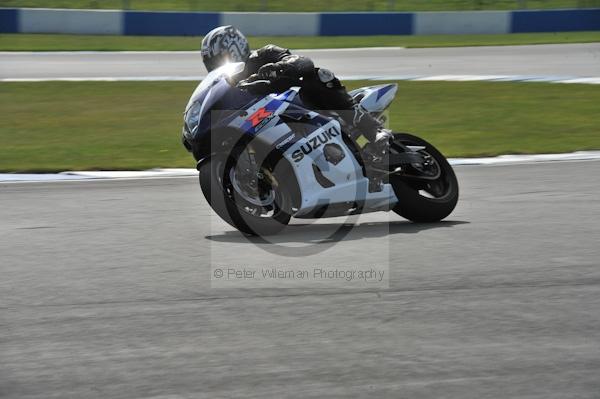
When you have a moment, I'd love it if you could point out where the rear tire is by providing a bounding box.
[390,133,459,222]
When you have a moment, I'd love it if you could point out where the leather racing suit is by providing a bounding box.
[238,45,382,143]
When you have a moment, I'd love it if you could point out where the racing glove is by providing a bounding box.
[256,55,315,82]
[257,62,290,80]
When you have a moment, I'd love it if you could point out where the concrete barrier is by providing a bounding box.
[414,11,510,35]
[221,12,319,36]
[20,8,122,35]
[1,8,598,36]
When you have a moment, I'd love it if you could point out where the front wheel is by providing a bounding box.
[198,143,295,236]
[389,133,459,222]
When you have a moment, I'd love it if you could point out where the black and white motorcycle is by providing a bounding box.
[182,62,458,236]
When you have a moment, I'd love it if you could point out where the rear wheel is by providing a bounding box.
[389,133,458,222]
[198,143,296,236]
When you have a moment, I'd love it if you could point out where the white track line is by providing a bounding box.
[449,151,600,165]
[2,152,599,183]
[0,76,206,82]
[0,48,405,55]
[3,75,599,84]
[0,51,202,55]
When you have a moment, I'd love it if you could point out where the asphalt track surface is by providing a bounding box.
[2,160,600,398]
[1,43,599,80]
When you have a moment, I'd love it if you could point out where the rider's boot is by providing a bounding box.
[349,104,393,164]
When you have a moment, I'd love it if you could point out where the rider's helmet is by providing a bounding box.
[201,25,250,72]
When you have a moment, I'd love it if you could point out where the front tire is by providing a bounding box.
[198,144,295,236]
[390,133,459,222]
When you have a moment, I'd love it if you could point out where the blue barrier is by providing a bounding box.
[0,8,18,33]
[512,9,600,32]
[320,13,413,35]
[123,11,220,36]
[1,8,599,36]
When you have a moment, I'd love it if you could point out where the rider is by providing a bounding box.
[200,25,393,161]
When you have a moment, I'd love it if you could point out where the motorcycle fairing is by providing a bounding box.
[227,89,297,136]
[225,88,398,215]
[281,119,398,216]
[235,88,309,136]
[349,83,398,114]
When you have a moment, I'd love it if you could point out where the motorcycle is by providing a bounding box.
[182,62,458,236]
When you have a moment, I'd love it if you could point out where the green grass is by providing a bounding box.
[1,32,599,51]
[1,81,599,172]
[2,0,599,12]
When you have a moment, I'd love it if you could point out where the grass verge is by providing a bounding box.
[0,32,599,51]
[0,80,598,172]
